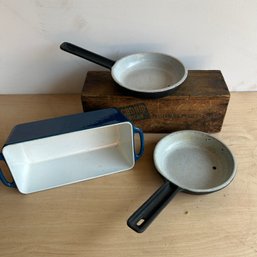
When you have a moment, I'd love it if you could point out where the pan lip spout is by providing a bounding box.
[111,52,188,94]
[153,130,237,194]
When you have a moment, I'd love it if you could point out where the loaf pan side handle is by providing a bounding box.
[133,127,144,161]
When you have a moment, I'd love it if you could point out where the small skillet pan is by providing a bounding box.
[60,42,188,98]
[127,130,236,233]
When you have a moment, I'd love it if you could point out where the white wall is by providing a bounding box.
[1,0,257,93]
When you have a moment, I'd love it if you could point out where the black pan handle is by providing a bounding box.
[127,181,181,233]
[60,42,115,69]
[0,153,16,188]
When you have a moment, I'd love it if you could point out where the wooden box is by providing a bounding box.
[81,70,230,133]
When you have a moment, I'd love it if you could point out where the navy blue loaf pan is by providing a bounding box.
[0,108,144,194]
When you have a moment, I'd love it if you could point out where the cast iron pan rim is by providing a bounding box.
[177,174,236,194]
[153,130,237,194]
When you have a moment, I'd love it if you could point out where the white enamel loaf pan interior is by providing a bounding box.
[0,109,144,194]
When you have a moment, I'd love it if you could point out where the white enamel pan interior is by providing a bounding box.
[2,122,135,194]
[127,130,236,233]
[60,42,188,97]
[111,53,187,93]
[155,130,236,193]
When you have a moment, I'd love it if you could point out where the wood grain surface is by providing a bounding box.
[0,93,257,257]
[82,70,230,133]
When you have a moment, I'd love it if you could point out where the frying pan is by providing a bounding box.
[127,130,236,233]
[60,42,188,98]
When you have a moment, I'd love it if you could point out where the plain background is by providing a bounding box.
[1,0,257,93]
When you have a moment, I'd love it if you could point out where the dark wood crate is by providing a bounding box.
[81,70,230,133]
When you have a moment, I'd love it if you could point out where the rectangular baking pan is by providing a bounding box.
[0,108,144,194]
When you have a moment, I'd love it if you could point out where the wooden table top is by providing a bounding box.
[0,93,256,257]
